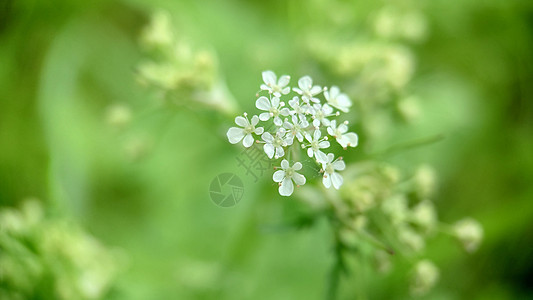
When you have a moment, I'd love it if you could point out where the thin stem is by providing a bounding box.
[326,230,344,300]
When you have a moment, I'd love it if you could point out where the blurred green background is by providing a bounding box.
[1,0,532,299]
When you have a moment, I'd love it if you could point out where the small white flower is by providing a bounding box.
[260,70,291,97]
[304,130,330,163]
[261,131,292,159]
[283,115,309,143]
[256,96,289,126]
[327,120,359,148]
[324,86,352,113]
[293,76,322,104]
[321,153,345,189]
[288,96,307,119]
[273,160,306,196]
[227,114,264,147]
[310,103,334,127]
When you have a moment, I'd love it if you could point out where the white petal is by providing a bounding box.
[262,70,276,85]
[281,159,289,170]
[293,87,303,95]
[289,98,298,108]
[337,136,349,148]
[337,94,351,108]
[278,75,290,87]
[293,162,302,170]
[332,160,346,171]
[307,148,313,157]
[331,172,343,189]
[251,115,259,126]
[344,132,359,147]
[284,135,294,146]
[281,87,290,95]
[243,134,254,148]
[292,172,306,185]
[280,108,290,116]
[318,141,330,148]
[283,120,293,130]
[271,97,280,108]
[330,120,337,128]
[326,153,334,163]
[254,127,264,135]
[338,124,348,134]
[259,112,271,121]
[262,132,274,142]
[310,86,322,95]
[296,132,304,142]
[322,175,332,188]
[260,84,270,91]
[315,151,328,163]
[235,116,248,127]
[256,96,271,111]
[313,119,320,128]
[329,86,340,98]
[273,170,285,182]
[279,178,294,196]
[275,146,285,158]
[227,127,244,144]
[313,129,321,141]
[327,127,335,136]
[323,104,333,115]
[274,117,283,126]
[298,76,312,89]
[264,143,275,158]
[304,133,313,143]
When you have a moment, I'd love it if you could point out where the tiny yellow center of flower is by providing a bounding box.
[273,136,283,147]
[285,168,294,177]
[325,164,334,174]
[244,125,254,134]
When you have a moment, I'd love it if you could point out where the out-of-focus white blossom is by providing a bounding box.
[414,164,437,199]
[453,218,483,253]
[411,200,437,233]
[411,260,439,296]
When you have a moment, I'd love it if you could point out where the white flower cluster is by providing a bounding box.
[227,71,359,196]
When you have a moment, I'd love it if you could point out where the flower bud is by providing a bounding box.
[410,260,439,296]
[411,200,437,233]
[413,164,437,199]
[453,218,483,253]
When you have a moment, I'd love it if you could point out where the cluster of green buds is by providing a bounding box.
[296,162,483,296]
[136,11,237,115]
[302,3,429,142]
[0,200,121,300]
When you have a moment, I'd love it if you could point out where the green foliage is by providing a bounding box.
[0,0,532,299]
